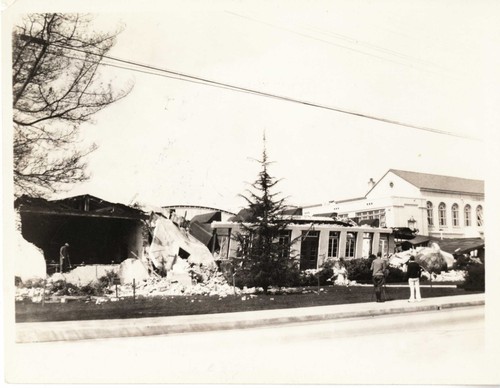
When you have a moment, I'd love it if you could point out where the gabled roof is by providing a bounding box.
[367,169,484,196]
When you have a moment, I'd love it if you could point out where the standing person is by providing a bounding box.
[59,243,70,273]
[407,255,422,302]
[377,251,390,279]
[370,253,387,303]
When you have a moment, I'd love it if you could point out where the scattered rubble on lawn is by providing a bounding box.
[430,269,466,282]
[15,286,45,302]
[115,268,236,298]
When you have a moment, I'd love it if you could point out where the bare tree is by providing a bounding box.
[12,13,133,197]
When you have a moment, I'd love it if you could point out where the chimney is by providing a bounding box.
[368,178,375,190]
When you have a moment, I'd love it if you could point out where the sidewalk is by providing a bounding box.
[16,293,484,343]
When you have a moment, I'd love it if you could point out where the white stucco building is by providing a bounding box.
[303,169,484,239]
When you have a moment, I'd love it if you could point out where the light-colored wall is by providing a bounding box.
[303,174,484,238]
[423,191,484,238]
[367,171,422,199]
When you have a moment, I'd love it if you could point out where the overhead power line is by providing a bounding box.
[39,38,478,140]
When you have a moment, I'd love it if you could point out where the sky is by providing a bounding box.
[3,0,500,213]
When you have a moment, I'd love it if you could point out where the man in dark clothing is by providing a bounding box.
[370,253,387,302]
[407,255,422,302]
[59,243,70,273]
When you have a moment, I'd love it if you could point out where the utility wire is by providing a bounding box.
[52,51,254,94]
[47,41,479,140]
[226,11,452,79]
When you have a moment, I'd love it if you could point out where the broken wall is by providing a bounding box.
[19,212,144,266]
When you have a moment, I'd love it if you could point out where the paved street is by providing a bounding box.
[7,305,494,384]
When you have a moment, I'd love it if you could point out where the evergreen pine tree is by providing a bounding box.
[232,136,298,293]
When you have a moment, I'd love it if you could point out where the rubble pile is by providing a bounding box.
[60,264,119,286]
[115,269,237,298]
[118,259,149,284]
[431,270,466,282]
[147,215,216,271]
[388,245,467,282]
[15,286,45,302]
[390,243,456,271]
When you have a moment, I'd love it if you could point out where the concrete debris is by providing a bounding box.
[390,243,456,272]
[15,286,45,302]
[49,264,119,286]
[167,258,192,287]
[432,270,466,282]
[14,232,46,282]
[118,259,149,285]
[114,269,238,298]
[50,272,66,283]
[148,216,216,272]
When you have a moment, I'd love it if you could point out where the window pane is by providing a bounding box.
[476,205,483,226]
[427,202,433,226]
[345,232,357,258]
[439,203,446,227]
[328,231,339,258]
[452,204,459,227]
[464,205,471,226]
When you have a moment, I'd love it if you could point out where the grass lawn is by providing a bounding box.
[15,285,482,323]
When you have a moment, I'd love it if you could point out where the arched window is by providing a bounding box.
[426,201,434,226]
[476,205,483,227]
[464,205,471,226]
[452,204,459,227]
[438,203,446,227]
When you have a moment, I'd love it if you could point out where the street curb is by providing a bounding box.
[15,296,485,343]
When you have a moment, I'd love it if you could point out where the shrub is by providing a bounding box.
[298,269,318,287]
[453,254,471,271]
[79,281,109,296]
[49,280,80,296]
[98,271,120,288]
[345,258,374,283]
[231,257,302,290]
[20,279,45,288]
[385,266,406,283]
[462,264,485,291]
[318,259,335,285]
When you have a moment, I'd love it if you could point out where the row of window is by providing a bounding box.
[355,209,387,227]
[426,202,483,228]
[327,231,389,259]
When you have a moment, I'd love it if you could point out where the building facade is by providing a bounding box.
[303,169,484,239]
[212,217,395,269]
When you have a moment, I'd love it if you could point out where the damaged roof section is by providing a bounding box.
[188,211,221,249]
[15,194,146,220]
[15,194,147,266]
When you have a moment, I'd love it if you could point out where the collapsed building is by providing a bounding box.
[13,194,483,288]
[15,195,146,269]
[14,195,218,284]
